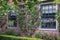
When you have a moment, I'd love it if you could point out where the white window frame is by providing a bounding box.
[39,2,58,30]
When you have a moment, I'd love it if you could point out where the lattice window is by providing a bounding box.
[40,3,56,29]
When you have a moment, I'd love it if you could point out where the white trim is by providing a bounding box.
[38,28,57,30]
[56,20,59,30]
[40,0,46,1]
[56,4,58,12]
[40,2,55,5]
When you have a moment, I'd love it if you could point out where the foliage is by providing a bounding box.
[55,3,60,35]
[8,20,14,27]
[0,35,41,40]
[0,0,9,13]
[58,36,60,40]
[54,0,60,3]
[16,0,40,37]
[0,0,40,37]
[0,0,18,28]
[0,15,7,28]
[35,32,58,40]
[0,0,9,27]
[0,0,16,15]
[5,29,19,36]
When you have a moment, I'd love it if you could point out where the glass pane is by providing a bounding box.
[49,5,53,13]
[49,9,53,13]
[49,5,52,9]
[42,10,45,13]
[53,6,56,13]
[41,22,56,29]
[45,10,49,13]
[44,6,48,10]
[53,10,56,13]
[42,6,45,10]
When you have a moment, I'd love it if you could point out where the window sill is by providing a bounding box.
[39,28,57,30]
[7,27,17,29]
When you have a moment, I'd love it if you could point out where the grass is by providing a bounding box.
[58,36,60,40]
[0,34,42,40]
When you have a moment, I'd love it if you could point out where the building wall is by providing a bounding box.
[40,30,58,35]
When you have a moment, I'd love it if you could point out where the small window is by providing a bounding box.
[8,11,17,27]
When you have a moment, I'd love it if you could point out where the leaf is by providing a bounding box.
[54,0,60,3]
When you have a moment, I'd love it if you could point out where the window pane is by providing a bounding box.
[41,22,56,29]
[49,5,52,9]
[45,10,49,13]
[44,6,48,10]
[53,6,56,13]
[49,10,53,13]
[41,5,56,13]
[48,5,53,13]
[41,4,56,29]
[42,10,45,13]
[42,6,45,10]
[42,5,49,13]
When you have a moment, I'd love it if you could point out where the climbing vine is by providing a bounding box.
[16,0,40,37]
[0,0,40,37]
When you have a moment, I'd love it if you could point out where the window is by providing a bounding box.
[8,11,17,27]
[40,3,56,29]
[41,13,56,19]
[41,4,56,13]
[41,22,56,29]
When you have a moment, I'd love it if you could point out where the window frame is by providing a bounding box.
[39,20,58,30]
[39,2,58,30]
[41,21,56,29]
[7,11,17,27]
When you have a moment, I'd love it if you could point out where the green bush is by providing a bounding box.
[0,35,41,40]
[58,36,60,40]
[5,30,20,36]
[35,32,58,40]
[8,20,14,27]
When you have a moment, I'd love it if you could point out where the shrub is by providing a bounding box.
[8,20,14,27]
[57,36,60,40]
[5,30,20,36]
[35,32,58,40]
[0,35,41,40]
[35,32,43,38]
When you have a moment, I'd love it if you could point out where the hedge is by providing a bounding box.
[0,35,42,40]
[58,36,60,40]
